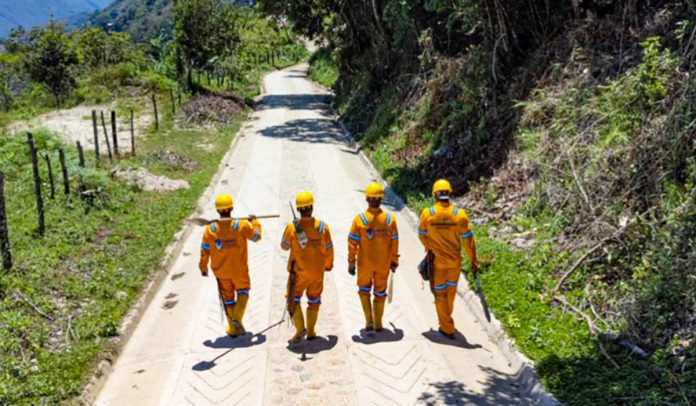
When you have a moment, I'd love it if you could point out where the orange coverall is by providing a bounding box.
[418,202,476,334]
[199,218,262,305]
[347,208,399,300]
[281,218,334,309]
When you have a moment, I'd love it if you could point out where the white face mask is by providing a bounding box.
[437,193,451,201]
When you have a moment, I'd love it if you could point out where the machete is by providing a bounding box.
[474,277,491,322]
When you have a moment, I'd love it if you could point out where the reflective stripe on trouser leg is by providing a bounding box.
[307,296,321,310]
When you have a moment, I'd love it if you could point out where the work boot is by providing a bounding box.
[438,327,456,340]
[373,300,385,332]
[289,308,306,344]
[359,295,374,331]
[306,308,319,340]
[225,305,238,338]
[233,293,249,335]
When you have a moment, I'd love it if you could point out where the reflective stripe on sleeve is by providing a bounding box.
[252,230,260,241]
[281,241,291,249]
[418,229,428,236]
[348,233,360,241]
[201,244,210,251]
[461,231,473,239]
[326,242,333,249]
[391,234,399,240]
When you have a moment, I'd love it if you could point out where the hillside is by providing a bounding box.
[275,0,696,404]
[0,0,111,36]
[88,0,256,41]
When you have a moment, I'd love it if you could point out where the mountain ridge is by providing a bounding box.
[0,0,112,36]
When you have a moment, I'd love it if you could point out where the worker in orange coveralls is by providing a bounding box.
[418,179,478,339]
[347,181,399,332]
[199,193,261,338]
[281,191,334,344]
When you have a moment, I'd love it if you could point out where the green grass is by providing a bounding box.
[459,222,694,405]
[0,93,242,404]
[308,47,339,89]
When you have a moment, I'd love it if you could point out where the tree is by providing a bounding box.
[23,21,80,107]
[174,0,242,90]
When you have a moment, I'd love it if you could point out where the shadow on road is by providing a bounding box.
[257,94,332,112]
[203,333,267,349]
[422,329,483,350]
[259,118,344,145]
[286,334,338,356]
[191,321,282,372]
[418,366,534,406]
[351,324,405,345]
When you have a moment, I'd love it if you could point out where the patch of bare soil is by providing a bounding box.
[183,95,244,124]
[146,150,198,172]
[6,101,153,151]
[111,167,189,193]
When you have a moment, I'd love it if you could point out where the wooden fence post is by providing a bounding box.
[170,89,176,116]
[58,148,69,196]
[27,133,45,236]
[111,111,119,157]
[130,106,135,156]
[100,111,113,163]
[43,153,55,199]
[77,141,85,168]
[152,94,159,131]
[0,172,12,271]
[91,110,100,165]
[0,171,11,270]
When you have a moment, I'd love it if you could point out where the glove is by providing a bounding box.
[426,250,435,262]
[471,262,478,278]
[348,262,356,276]
[201,271,209,277]
[248,214,257,220]
[390,263,398,273]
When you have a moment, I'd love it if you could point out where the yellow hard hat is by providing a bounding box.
[365,181,384,198]
[295,191,314,209]
[432,179,453,196]
[215,193,234,211]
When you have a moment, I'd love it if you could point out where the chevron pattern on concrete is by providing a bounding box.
[94,64,548,406]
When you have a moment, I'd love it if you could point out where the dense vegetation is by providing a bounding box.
[267,0,696,404]
[0,2,304,404]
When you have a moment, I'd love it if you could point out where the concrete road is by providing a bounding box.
[94,64,539,405]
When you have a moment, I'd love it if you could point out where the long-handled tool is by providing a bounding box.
[387,271,395,303]
[474,277,491,322]
[187,214,279,226]
[289,202,307,249]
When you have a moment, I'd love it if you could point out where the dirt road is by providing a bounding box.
[93,65,552,405]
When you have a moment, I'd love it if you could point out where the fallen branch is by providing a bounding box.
[554,216,637,292]
[13,291,54,321]
[553,295,619,369]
